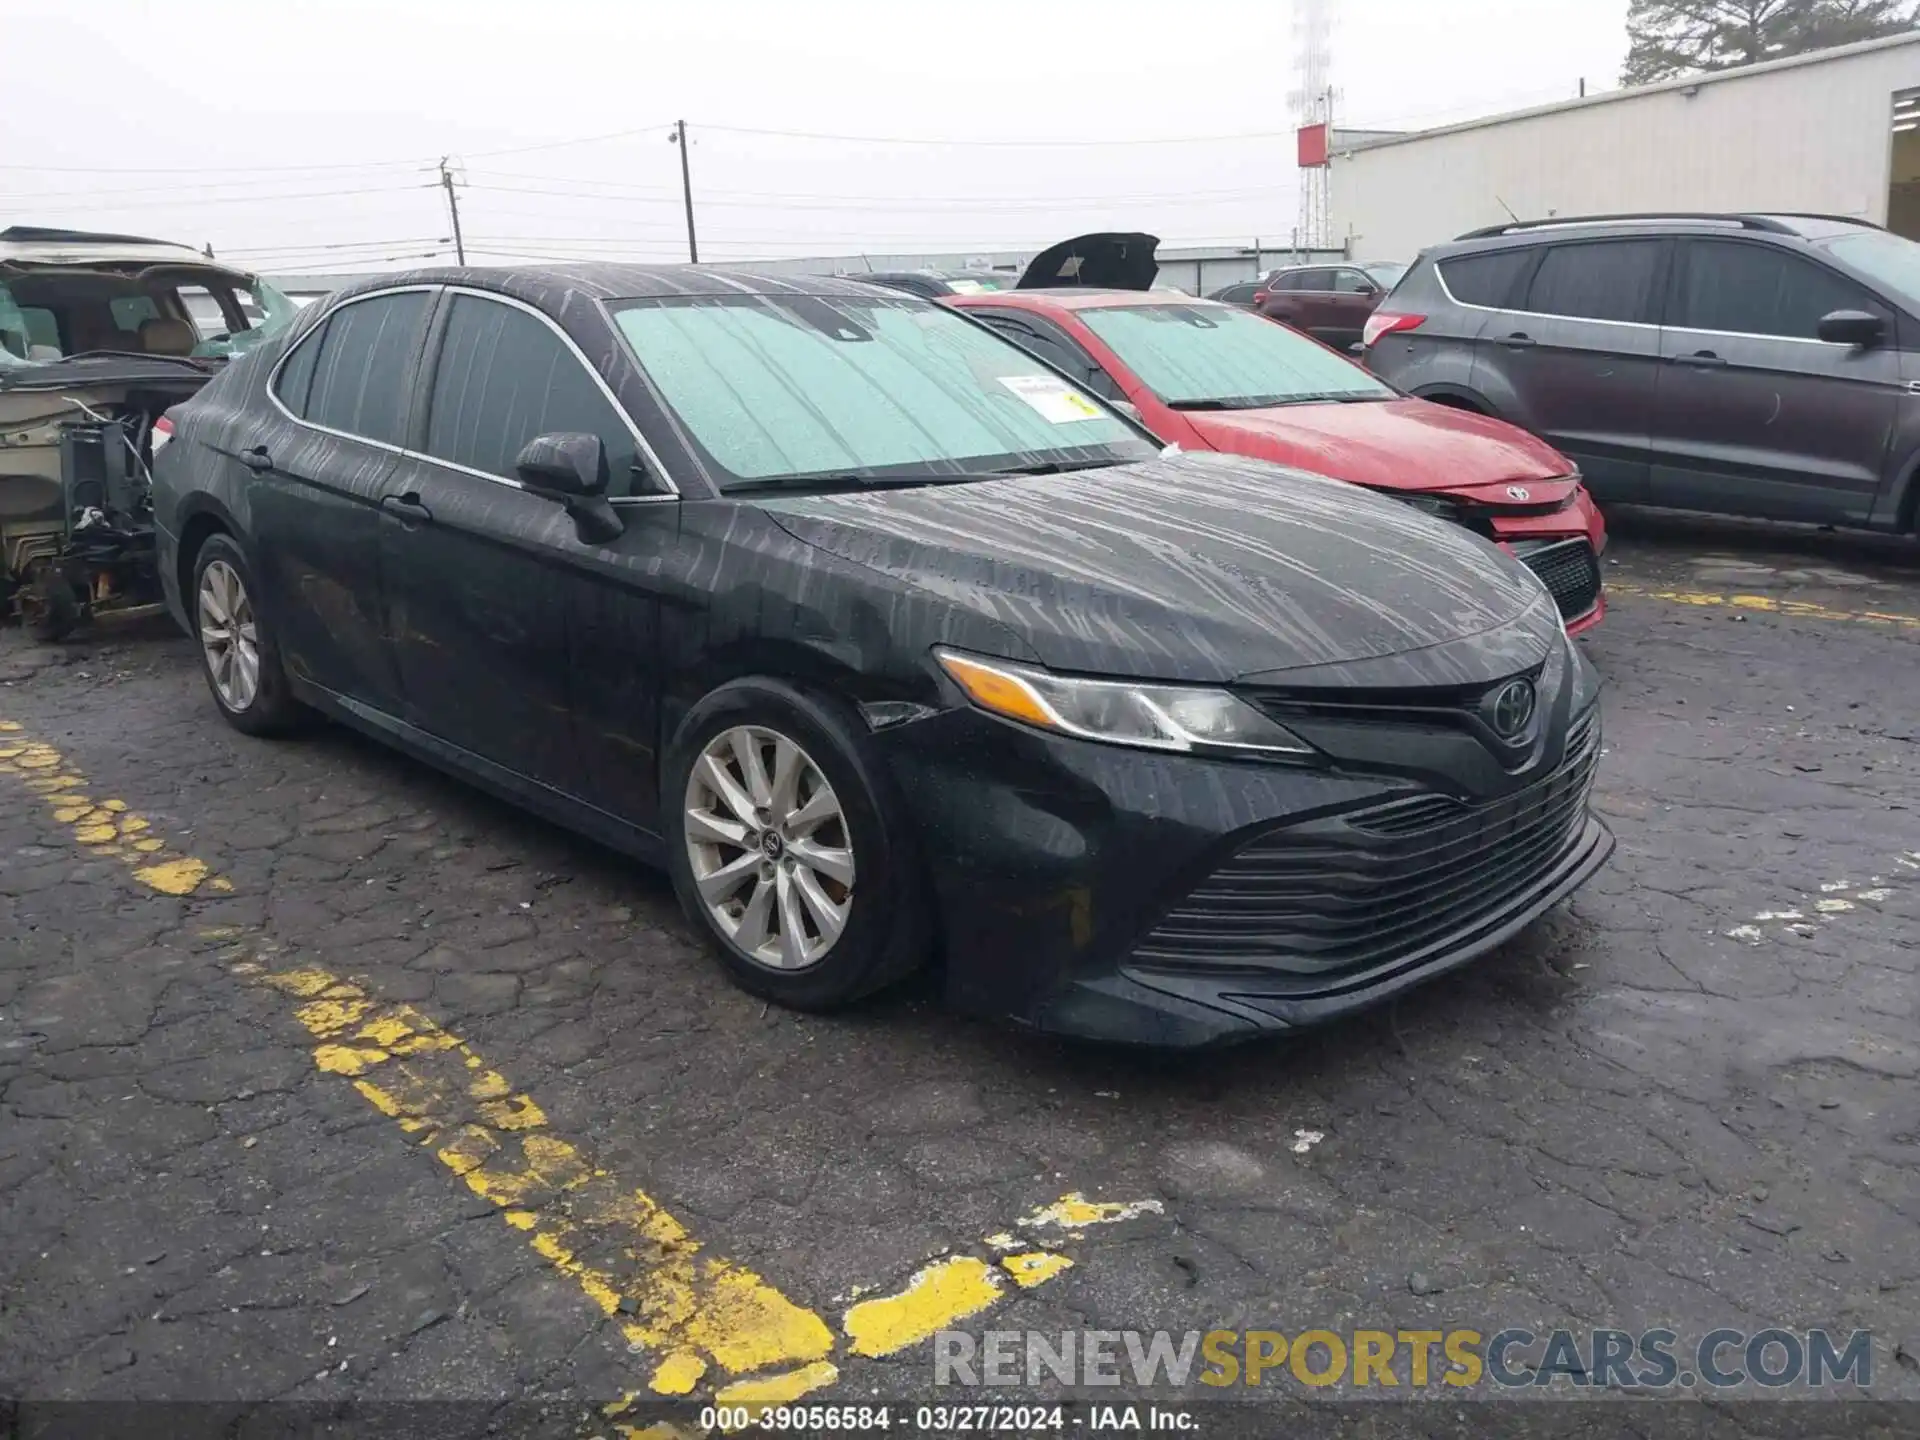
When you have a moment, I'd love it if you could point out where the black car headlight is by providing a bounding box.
[935,649,1313,757]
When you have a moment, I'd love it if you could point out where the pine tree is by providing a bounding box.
[1623,0,1917,85]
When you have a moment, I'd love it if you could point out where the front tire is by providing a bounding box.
[663,679,929,1011]
[191,533,303,736]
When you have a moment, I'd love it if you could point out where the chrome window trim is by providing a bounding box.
[1436,242,1875,346]
[263,282,682,504]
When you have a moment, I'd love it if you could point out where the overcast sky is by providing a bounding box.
[2,0,1627,273]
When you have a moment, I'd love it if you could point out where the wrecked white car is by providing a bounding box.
[0,225,298,638]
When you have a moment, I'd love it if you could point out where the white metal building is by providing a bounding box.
[1328,32,1920,261]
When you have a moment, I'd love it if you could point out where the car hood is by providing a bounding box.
[760,452,1556,686]
[1180,397,1576,499]
[1017,232,1160,290]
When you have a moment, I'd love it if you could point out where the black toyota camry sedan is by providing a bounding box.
[151,264,1612,1047]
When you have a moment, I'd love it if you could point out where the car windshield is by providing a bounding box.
[0,270,300,367]
[608,292,1156,490]
[1077,302,1395,408]
[1820,230,1920,309]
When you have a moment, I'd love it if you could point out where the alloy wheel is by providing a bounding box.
[683,724,855,971]
[198,559,261,712]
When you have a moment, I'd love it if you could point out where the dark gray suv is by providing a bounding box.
[1363,214,1919,532]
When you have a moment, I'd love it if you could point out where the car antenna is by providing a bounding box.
[1494,196,1521,224]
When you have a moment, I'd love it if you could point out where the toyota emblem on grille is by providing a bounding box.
[1506,485,1531,501]
[1487,678,1537,740]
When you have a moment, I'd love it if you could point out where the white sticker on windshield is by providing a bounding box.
[998,374,1106,423]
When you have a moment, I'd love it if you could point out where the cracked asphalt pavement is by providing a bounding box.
[2,512,1918,1437]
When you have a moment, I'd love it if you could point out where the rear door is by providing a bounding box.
[378,287,654,797]
[1479,237,1667,503]
[1648,237,1899,523]
[1323,267,1381,349]
[250,286,433,711]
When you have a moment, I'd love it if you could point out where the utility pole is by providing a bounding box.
[438,157,467,265]
[670,120,699,263]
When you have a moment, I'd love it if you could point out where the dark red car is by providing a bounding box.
[1253,261,1407,351]
[945,286,1608,633]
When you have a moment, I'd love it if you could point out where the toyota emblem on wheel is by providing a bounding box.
[1506,485,1531,501]
[1488,679,1537,739]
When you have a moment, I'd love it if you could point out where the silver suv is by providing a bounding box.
[1363,214,1917,532]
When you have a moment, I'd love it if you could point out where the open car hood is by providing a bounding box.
[1017,232,1160,290]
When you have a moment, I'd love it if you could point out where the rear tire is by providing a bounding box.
[190,533,303,736]
[663,678,929,1011]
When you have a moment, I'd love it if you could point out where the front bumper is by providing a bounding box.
[877,701,1613,1048]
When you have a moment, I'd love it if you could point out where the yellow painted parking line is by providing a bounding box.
[6,714,1160,1413]
[238,959,839,1402]
[0,720,230,895]
[1607,581,1920,632]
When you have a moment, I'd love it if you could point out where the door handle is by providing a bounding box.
[380,492,433,527]
[1675,350,1726,368]
[1500,333,1536,349]
[241,445,273,474]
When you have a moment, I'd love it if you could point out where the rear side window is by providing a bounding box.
[299,291,429,446]
[1438,249,1533,308]
[1671,240,1873,339]
[273,327,322,414]
[425,294,639,492]
[1525,241,1664,324]
[1292,271,1333,293]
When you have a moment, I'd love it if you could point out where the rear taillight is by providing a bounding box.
[1252,290,1270,306]
[150,415,175,455]
[1363,312,1425,348]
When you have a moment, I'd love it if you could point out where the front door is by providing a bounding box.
[1481,237,1668,503]
[1648,237,1900,524]
[242,287,433,712]
[378,288,663,805]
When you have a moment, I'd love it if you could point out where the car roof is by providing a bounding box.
[0,224,237,270]
[324,263,944,308]
[948,287,1218,313]
[1432,212,1882,257]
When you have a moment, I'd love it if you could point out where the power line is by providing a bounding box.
[0,182,433,216]
[694,122,1296,147]
[224,236,452,256]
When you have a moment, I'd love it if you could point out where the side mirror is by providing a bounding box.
[514,431,624,543]
[516,431,607,496]
[1817,309,1885,348]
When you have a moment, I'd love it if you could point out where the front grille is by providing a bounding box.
[1129,709,1600,978]
[1517,538,1602,621]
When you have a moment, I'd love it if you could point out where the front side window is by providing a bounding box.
[299,291,429,445]
[1332,269,1376,294]
[1362,262,1408,290]
[1822,229,1920,311]
[1673,240,1874,339]
[608,292,1151,490]
[425,294,640,491]
[1077,302,1393,409]
[1525,240,1663,324]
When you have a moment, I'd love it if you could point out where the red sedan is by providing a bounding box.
[944,287,1607,633]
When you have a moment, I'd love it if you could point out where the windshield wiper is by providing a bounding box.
[1167,392,1385,411]
[975,459,1122,477]
[723,472,998,496]
[42,349,213,369]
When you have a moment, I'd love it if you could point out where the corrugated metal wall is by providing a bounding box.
[1328,35,1920,260]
